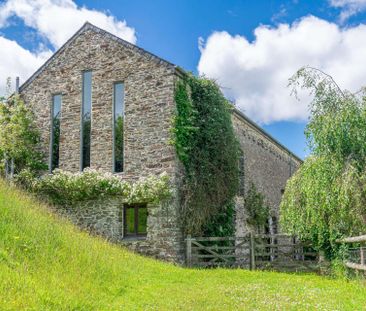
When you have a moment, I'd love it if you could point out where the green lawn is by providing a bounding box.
[0,181,365,310]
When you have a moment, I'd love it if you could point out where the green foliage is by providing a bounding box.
[0,94,46,175]
[173,74,240,235]
[281,67,366,259]
[1,181,366,309]
[203,202,236,237]
[20,168,171,206]
[245,182,270,229]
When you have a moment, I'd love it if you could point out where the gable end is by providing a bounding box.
[19,22,177,93]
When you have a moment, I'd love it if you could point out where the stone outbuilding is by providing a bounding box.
[19,22,301,263]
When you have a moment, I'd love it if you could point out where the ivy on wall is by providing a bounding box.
[173,73,240,235]
[244,182,270,230]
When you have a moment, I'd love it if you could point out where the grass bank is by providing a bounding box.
[0,181,365,310]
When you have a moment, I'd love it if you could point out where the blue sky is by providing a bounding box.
[1,0,366,158]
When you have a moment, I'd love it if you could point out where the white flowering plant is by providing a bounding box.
[27,168,171,206]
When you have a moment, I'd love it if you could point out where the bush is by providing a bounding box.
[245,182,270,229]
[21,168,171,206]
[0,94,46,176]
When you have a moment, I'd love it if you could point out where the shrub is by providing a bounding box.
[23,168,171,206]
[0,94,46,176]
[245,182,270,230]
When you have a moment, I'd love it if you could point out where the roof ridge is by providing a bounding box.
[232,108,303,163]
[19,22,176,92]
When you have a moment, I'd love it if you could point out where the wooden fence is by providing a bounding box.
[337,235,366,272]
[186,233,318,272]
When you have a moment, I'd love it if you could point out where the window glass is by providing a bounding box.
[113,83,124,172]
[82,71,92,170]
[125,206,135,234]
[137,206,147,234]
[51,94,62,171]
[124,204,147,236]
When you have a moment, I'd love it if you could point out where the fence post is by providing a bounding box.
[361,245,364,265]
[186,234,192,267]
[250,232,256,270]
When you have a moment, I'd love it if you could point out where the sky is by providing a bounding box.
[1,0,366,159]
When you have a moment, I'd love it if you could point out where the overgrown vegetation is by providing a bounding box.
[203,201,236,237]
[1,181,366,310]
[173,74,240,235]
[0,92,46,176]
[245,182,270,230]
[280,67,366,260]
[15,168,171,206]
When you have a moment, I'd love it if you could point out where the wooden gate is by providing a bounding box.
[337,235,366,272]
[186,233,318,272]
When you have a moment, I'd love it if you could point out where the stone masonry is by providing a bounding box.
[20,22,184,263]
[232,110,302,238]
[19,22,301,264]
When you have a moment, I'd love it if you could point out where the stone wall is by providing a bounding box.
[19,23,185,263]
[232,110,302,237]
[19,22,301,264]
[56,198,123,241]
[20,24,177,180]
[55,197,183,263]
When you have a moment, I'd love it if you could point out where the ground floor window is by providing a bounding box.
[123,204,147,237]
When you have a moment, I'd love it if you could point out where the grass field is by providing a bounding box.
[0,181,365,310]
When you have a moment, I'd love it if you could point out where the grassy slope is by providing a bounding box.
[0,181,365,310]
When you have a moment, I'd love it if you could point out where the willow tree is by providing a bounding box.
[280,67,366,259]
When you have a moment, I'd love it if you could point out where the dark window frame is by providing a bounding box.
[80,70,92,171]
[123,203,147,237]
[112,81,125,173]
[49,93,62,172]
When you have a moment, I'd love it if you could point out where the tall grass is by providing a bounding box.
[0,180,365,310]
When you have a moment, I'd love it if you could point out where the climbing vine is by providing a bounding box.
[245,182,270,230]
[173,74,240,235]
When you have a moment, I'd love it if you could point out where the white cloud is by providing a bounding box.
[0,0,136,95]
[198,16,366,123]
[0,0,136,48]
[0,37,51,95]
[329,0,366,22]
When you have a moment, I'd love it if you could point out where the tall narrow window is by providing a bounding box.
[81,71,92,170]
[50,94,62,172]
[113,82,124,172]
[238,150,245,196]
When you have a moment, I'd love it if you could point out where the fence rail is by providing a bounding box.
[186,233,318,272]
[336,235,366,272]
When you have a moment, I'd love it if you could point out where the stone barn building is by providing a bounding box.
[18,22,301,263]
